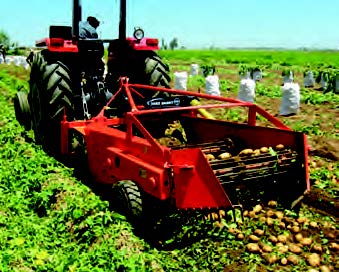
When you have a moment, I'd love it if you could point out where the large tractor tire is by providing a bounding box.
[106,49,171,96]
[144,53,171,88]
[29,52,74,155]
[14,90,31,130]
[112,180,143,224]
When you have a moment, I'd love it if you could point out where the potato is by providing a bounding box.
[218,152,232,160]
[262,253,279,264]
[275,144,285,150]
[236,233,245,240]
[309,221,318,229]
[268,235,278,244]
[267,200,278,208]
[311,244,323,253]
[307,253,321,267]
[260,146,269,153]
[295,233,303,242]
[300,237,313,246]
[266,217,275,226]
[287,254,300,265]
[249,235,260,242]
[325,230,336,240]
[254,229,264,236]
[288,244,302,254]
[277,244,289,254]
[205,153,215,161]
[248,211,256,218]
[278,221,286,229]
[253,204,262,213]
[291,225,301,233]
[319,265,331,272]
[297,217,308,224]
[253,149,261,156]
[259,216,266,223]
[246,243,261,253]
[281,257,288,265]
[266,209,275,217]
[275,211,284,219]
[239,148,253,156]
[243,210,249,217]
[228,228,241,235]
[277,234,288,244]
[261,244,273,253]
[328,242,339,251]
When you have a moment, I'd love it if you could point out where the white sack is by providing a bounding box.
[303,71,315,87]
[320,74,327,89]
[190,63,199,76]
[205,75,220,96]
[0,55,4,64]
[174,71,188,90]
[238,73,256,102]
[279,82,300,116]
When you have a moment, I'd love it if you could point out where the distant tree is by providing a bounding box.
[169,38,178,50]
[161,38,168,50]
[0,30,11,49]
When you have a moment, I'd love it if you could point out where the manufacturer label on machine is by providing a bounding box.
[145,96,191,109]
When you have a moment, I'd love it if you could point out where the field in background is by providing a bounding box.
[160,49,339,67]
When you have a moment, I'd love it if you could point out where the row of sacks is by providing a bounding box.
[304,70,339,93]
[174,71,221,96]
[174,65,299,117]
[0,55,30,69]
[238,70,300,116]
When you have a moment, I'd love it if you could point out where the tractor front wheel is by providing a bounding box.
[14,90,31,130]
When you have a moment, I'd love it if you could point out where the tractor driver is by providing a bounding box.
[79,16,100,39]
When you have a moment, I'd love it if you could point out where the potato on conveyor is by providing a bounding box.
[260,146,269,153]
[253,149,261,156]
[275,144,285,150]
[205,154,215,161]
[239,148,253,156]
[218,152,232,160]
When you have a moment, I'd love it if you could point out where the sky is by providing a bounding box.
[0,0,338,49]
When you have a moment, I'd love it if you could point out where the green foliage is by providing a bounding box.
[169,37,179,50]
[201,63,216,77]
[0,29,11,49]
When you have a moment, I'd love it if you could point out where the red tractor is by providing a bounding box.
[14,0,310,227]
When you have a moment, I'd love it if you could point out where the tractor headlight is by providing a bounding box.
[133,27,144,40]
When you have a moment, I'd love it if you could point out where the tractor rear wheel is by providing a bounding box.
[112,180,143,224]
[14,90,31,130]
[144,53,171,88]
[29,52,74,154]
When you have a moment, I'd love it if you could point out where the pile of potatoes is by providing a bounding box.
[205,144,286,162]
[220,201,338,270]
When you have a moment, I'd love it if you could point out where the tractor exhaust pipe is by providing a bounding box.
[72,0,82,39]
[119,0,126,40]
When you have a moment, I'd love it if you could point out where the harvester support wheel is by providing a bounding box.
[29,52,74,155]
[112,180,143,224]
[14,90,31,130]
